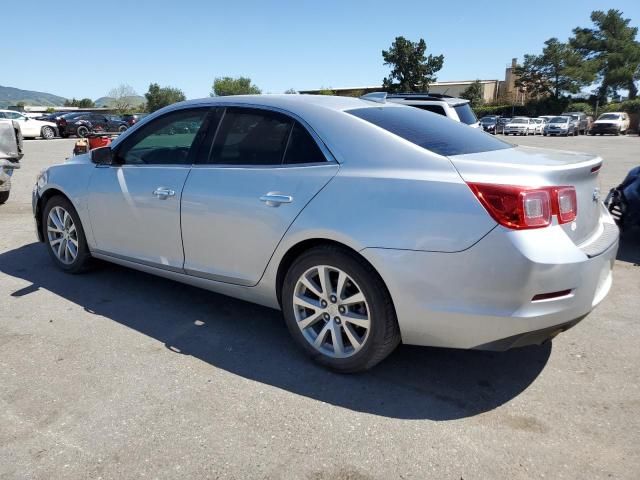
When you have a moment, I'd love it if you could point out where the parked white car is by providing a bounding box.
[589,112,630,135]
[532,118,547,135]
[385,93,480,128]
[503,117,535,136]
[0,110,57,139]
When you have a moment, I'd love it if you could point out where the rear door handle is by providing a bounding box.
[153,187,176,199]
[259,193,293,207]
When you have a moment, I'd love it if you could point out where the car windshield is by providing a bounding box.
[511,118,528,124]
[480,117,496,124]
[550,117,568,124]
[598,114,620,120]
[453,103,478,125]
[347,106,513,157]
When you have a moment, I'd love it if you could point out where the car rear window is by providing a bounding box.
[347,106,512,157]
[453,103,478,125]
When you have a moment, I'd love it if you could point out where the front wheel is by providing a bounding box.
[76,126,89,138]
[118,125,128,133]
[0,190,9,205]
[42,196,92,273]
[282,246,400,372]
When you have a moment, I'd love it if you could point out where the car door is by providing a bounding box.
[87,107,211,269]
[4,111,37,137]
[89,114,108,131]
[181,106,339,286]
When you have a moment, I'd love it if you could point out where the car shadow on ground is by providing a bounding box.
[617,229,640,265]
[0,242,551,421]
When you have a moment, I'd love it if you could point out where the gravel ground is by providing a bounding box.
[0,136,639,480]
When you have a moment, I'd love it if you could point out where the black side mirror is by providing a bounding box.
[91,146,113,165]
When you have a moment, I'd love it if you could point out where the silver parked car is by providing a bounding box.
[33,95,618,372]
[503,117,535,136]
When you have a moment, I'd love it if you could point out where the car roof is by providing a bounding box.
[156,94,412,118]
[385,93,469,106]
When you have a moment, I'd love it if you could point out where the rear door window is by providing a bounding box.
[416,105,446,116]
[283,122,327,165]
[209,108,293,166]
[347,106,512,157]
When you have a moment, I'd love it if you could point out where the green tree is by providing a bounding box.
[514,38,589,99]
[284,88,298,94]
[211,77,261,96]
[570,9,640,100]
[382,36,444,93]
[317,87,335,95]
[144,83,186,112]
[64,98,95,108]
[460,80,484,107]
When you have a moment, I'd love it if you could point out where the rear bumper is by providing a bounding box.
[361,217,618,350]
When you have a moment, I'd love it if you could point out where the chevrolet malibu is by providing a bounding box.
[33,95,618,372]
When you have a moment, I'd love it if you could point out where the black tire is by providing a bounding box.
[118,125,128,133]
[281,245,401,373]
[41,126,55,140]
[42,196,92,273]
[0,190,9,205]
[76,126,89,138]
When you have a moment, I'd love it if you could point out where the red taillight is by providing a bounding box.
[58,118,67,126]
[468,183,577,230]
[554,187,577,223]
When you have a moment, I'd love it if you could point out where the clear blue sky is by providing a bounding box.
[3,0,639,100]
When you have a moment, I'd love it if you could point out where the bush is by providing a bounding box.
[566,102,594,116]
[599,99,640,114]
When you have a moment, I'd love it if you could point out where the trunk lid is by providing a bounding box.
[449,145,603,245]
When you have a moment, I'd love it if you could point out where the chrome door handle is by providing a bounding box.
[153,187,176,199]
[259,193,293,207]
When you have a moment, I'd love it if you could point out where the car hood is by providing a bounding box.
[593,119,620,125]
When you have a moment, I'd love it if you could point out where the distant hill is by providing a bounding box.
[95,95,146,108]
[0,85,67,108]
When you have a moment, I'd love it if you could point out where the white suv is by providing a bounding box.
[0,110,58,139]
[385,94,480,127]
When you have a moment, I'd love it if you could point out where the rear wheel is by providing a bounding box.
[42,196,92,273]
[76,126,89,138]
[0,191,9,205]
[41,126,55,139]
[282,245,400,372]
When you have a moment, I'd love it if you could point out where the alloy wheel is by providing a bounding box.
[293,265,370,358]
[42,127,55,139]
[46,206,78,264]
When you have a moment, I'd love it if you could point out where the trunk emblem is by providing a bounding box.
[592,188,601,202]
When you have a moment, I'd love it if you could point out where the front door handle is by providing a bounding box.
[153,187,176,199]
[259,193,293,207]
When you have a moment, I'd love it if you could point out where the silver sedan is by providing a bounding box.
[33,95,619,372]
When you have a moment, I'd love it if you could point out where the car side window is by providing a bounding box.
[115,108,209,165]
[209,108,293,166]
[4,112,22,120]
[283,122,327,165]
[416,105,446,116]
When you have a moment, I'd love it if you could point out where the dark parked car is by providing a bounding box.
[122,113,148,127]
[562,112,589,135]
[57,113,128,138]
[36,111,72,122]
[479,116,499,134]
[496,117,510,134]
